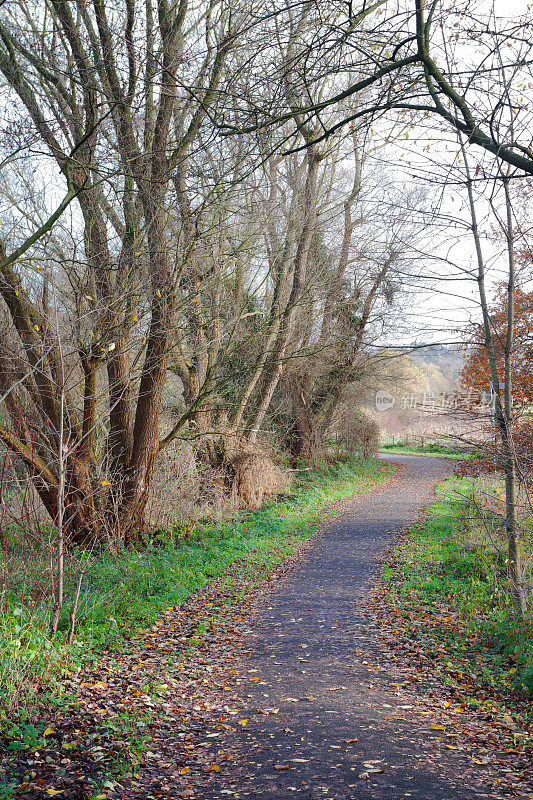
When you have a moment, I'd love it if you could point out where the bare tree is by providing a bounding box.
[221,1,533,176]
[460,145,528,617]
[0,0,240,542]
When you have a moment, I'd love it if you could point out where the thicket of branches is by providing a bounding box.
[0,0,421,550]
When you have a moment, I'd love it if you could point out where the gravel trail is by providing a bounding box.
[201,455,498,800]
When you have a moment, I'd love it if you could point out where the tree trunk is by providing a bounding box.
[287,373,316,465]
[463,148,526,618]
[118,186,174,542]
[248,147,320,444]
[501,175,526,616]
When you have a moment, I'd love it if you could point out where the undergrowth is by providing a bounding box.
[0,456,391,727]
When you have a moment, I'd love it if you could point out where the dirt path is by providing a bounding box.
[198,455,505,800]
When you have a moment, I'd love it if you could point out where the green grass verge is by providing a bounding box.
[383,477,533,719]
[0,456,392,726]
[379,443,471,459]
[74,456,390,644]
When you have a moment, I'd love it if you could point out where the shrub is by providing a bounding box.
[330,408,380,458]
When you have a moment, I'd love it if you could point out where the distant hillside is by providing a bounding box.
[365,344,470,441]
[407,344,464,393]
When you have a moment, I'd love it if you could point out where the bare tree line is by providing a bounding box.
[0,0,421,550]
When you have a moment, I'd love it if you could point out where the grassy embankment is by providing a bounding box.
[382,476,533,728]
[379,441,471,459]
[0,456,393,727]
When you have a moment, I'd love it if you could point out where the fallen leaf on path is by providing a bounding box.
[80,681,107,689]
